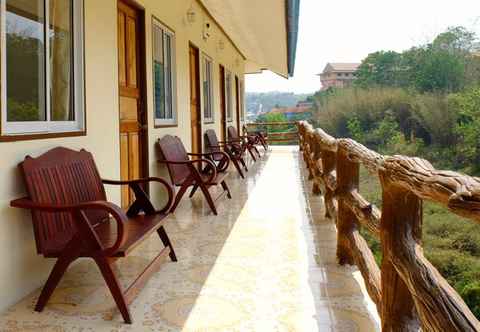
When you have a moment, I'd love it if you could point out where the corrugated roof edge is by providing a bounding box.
[286,0,300,77]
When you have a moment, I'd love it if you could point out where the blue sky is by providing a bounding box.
[246,0,480,94]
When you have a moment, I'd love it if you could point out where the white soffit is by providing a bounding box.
[199,0,289,78]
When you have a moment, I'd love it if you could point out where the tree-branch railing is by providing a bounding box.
[298,121,480,332]
[245,121,299,145]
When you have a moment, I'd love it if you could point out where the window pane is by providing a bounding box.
[203,58,211,119]
[6,0,46,122]
[153,25,165,119]
[165,34,172,119]
[50,0,74,121]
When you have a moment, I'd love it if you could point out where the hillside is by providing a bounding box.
[246,91,312,119]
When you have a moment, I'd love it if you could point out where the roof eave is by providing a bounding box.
[286,0,300,77]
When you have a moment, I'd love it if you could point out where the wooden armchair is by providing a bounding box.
[228,125,261,161]
[204,129,248,179]
[243,124,269,151]
[10,147,176,324]
[156,135,231,215]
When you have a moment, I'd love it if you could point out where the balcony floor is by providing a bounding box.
[0,147,379,331]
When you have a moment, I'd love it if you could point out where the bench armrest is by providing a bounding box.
[11,198,128,256]
[102,177,174,214]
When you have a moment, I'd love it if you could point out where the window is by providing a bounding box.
[202,55,213,123]
[152,18,176,126]
[225,70,232,121]
[1,0,85,136]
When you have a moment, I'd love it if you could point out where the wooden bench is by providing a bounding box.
[228,125,261,161]
[204,129,248,179]
[156,135,231,215]
[10,147,176,324]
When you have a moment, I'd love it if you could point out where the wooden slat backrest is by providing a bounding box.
[157,135,190,186]
[227,126,238,140]
[20,147,108,255]
[204,129,224,159]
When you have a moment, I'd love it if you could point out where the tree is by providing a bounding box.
[409,46,465,93]
[432,26,478,54]
[354,51,404,88]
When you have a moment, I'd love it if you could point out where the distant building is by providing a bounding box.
[269,102,312,120]
[318,63,360,91]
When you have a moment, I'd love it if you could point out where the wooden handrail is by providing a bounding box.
[245,121,299,144]
[298,120,480,332]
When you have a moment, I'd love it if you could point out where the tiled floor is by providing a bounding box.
[0,147,379,331]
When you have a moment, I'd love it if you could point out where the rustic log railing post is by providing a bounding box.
[336,144,358,265]
[320,140,337,219]
[297,122,480,331]
[379,172,421,331]
[310,132,323,195]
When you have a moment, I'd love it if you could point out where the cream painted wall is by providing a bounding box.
[0,0,245,312]
[138,0,246,206]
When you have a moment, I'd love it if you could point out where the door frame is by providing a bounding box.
[189,43,202,153]
[117,0,149,190]
[235,75,241,135]
[219,64,227,141]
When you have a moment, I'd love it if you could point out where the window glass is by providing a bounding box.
[153,19,175,125]
[50,0,74,121]
[6,0,46,122]
[226,70,232,120]
[3,0,84,135]
[203,56,213,122]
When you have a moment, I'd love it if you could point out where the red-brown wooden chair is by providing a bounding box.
[204,129,248,179]
[156,135,231,215]
[10,147,176,324]
[228,125,261,161]
[243,124,269,151]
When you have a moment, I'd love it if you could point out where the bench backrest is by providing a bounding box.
[227,126,238,140]
[156,135,190,186]
[20,147,108,255]
[204,129,221,153]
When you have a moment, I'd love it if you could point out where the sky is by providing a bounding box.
[246,0,480,94]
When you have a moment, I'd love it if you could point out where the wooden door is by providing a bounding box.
[118,1,147,208]
[235,76,241,135]
[219,65,227,141]
[189,45,201,154]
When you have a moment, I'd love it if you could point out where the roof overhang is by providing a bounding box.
[199,0,300,78]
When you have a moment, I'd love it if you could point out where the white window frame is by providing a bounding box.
[201,53,214,123]
[1,0,85,136]
[152,17,177,127]
[225,69,232,121]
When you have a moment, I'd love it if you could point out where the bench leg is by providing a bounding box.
[231,158,245,178]
[199,184,218,215]
[189,184,199,198]
[94,255,132,324]
[248,147,257,162]
[157,226,177,262]
[239,157,248,171]
[35,251,77,312]
[221,180,232,199]
[170,184,189,213]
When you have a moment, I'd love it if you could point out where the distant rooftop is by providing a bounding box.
[318,62,361,75]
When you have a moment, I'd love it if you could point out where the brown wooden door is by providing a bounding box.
[235,76,241,135]
[189,45,201,154]
[219,65,227,141]
[118,1,146,208]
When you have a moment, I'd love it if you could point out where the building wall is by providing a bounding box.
[0,0,245,312]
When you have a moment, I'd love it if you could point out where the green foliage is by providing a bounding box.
[354,26,478,93]
[450,87,480,170]
[256,112,287,124]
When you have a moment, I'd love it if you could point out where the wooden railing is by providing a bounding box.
[245,121,298,145]
[298,121,480,332]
